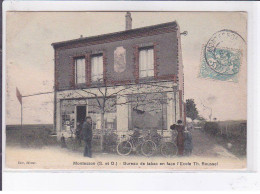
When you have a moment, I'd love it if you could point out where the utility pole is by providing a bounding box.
[16,87,53,129]
[21,99,23,130]
[16,87,23,129]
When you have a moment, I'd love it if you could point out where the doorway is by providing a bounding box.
[77,106,86,124]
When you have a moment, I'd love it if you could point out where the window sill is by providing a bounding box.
[138,76,156,83]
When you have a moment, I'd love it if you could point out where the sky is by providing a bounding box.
[5,12,247,124]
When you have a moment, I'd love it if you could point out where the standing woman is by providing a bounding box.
[170,120,185,156]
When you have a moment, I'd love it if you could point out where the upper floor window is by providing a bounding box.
[139,47,154,78]
[91,54,103,82]
[75,57,86,84]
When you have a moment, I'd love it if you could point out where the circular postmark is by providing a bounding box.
[204,30,246,76]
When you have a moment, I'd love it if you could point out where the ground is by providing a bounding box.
[5,129,246,170]
[192,128,241,159]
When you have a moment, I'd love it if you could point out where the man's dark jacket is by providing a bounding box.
[82,121,93,141]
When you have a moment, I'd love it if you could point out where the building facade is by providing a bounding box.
[52,13,185,140]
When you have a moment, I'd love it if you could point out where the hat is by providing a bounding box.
[177,120,183,124]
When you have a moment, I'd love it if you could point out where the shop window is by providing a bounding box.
[87,97,116,131]
[60,98,116,132]
[128,93,167,131]
[61,99,87,132]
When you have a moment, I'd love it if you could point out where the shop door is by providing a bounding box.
[77,106,86,124]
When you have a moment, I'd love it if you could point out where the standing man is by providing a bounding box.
[82,116,93,157]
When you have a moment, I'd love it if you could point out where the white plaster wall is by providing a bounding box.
[56,99,61,138]
[175,91,180,122]
[167,92,174,130]
[116,95,129,137]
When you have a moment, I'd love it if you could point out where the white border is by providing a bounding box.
[2,0,260,190]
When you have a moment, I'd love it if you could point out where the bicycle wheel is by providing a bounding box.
[161,142,178,157]
[117,141,132,156]
[141,140,157,157]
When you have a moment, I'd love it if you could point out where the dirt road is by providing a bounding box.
[5,129,246,170]
[192,129,238,159]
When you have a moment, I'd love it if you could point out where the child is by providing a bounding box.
[184,127,193,156]
[76,121,83,146]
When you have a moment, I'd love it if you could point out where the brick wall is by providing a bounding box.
[54,22,180,90]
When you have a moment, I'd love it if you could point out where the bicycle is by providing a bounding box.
[160,138,178,157]
[117,134,145,156]
[140,130,158,157]
[141,131,178,157]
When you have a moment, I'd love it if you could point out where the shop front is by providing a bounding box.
[56,86,181,141]
[59,97,117,137]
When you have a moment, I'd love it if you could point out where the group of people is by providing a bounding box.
[66,116,192,157]
[170,120,193,156]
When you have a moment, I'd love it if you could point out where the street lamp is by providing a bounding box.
[180,31,188,36]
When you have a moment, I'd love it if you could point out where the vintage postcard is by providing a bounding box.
[4,11,247,170]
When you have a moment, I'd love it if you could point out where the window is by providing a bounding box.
[60,98,117,132]
[61,99,80,131]
[75,57,86,84]
[128,93,167,131]
[139,47,154,78]
[87,98,117,130]
[91,55,103,82]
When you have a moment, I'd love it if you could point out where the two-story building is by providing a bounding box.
[52,12,185,140]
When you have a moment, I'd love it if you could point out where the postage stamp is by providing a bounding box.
[199,30,246,82]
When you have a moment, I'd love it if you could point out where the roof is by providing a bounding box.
[51,21,178,49]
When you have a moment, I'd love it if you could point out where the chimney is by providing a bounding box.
[125,12,132,30]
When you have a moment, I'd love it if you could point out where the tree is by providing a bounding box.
[77,79,131,151]
[59,80,176,151]
[185,99,199,121]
